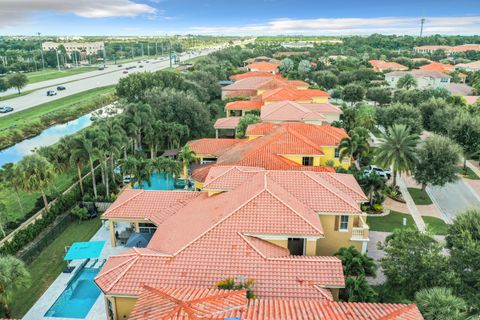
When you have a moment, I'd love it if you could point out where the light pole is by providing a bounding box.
[36,32,45,71]
[55,49,61,71]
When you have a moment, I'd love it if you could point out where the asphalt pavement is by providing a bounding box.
[427,179,480,223]
[0,46,224,116]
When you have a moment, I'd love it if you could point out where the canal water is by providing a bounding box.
[0,113,94,167]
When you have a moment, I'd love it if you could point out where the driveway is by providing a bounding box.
[427,179,480,223]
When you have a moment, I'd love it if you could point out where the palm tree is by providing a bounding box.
[118,156,138,183]
[178,145,196,177]
[375,124,419,186]
[16,154,56,211]
[0,163,24,214]
[361,173,385,206]
[132,158,153,189]
[0,202,8,238]
[339,127,370,167]
[415,287,467,320]
[70,133,99,199]
[151,157,167,186]
[0,255,31,318]
[397,74,417,90]
[68,138,89,196]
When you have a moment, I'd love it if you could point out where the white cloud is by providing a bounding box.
[0,0,157,27]
[191,16,480,36]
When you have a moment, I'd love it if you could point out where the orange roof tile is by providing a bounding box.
[225,100,263,111]
[259,87,329,102]
[130,287,424,320]
[261,101,331,122]
[213,117,241,129]
[369,60,409,72]
[223,76,275,91]
[246,61,280,72]
[187,138,242,156]
[419,62,454,73]
[229,71,279,81]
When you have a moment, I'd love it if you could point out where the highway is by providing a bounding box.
[0,46,226,117]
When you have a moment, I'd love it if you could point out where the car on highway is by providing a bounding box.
[139,65,144,68]
[117,64,123,67]
[57,86,66,91]
[98,67,104,70]
[46,90,57,96]
[0,106,14,113]
[123,70,128,74]
[364,165,391,179]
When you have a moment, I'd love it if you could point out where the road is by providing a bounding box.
[427,179,480,223]
[0,46,225,116]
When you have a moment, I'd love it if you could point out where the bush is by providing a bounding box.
[373,204,384,212]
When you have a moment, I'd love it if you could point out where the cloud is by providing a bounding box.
[191,16,480,36]
[0,0,157,27]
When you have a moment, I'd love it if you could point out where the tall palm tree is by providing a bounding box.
[118,156,138,183]
[339,127,370,167]
[151,157,167,187]
[16,154,56,210]
[67,137,89,196]
[0,163,24,214]
[0,255,31,318]
[375,124,419,186]
[133,158,153,189]
[178,145,196,177]
[70,133,99,199]
[122,103,153,151]
[361,173,385,206]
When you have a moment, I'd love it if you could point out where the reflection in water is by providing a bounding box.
[0,114,93,167]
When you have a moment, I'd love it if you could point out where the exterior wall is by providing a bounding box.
[323,113,341,124]
[108,296,137,320]
[315,215,362,256]
[42,41,104,55]
[266,239,316,256]
[193,154,217,164]
[281,154,323,166]
[386,75,450,89]
[320,146,350,169]
[312,96,329,103]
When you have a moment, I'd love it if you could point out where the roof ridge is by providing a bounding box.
[264,175,324,235]
[286,125,324,153]
[104,190,145,215]
[202,166,237,188]
[303,172,360,212]
[323,173,367,200]
[377,304,418,320]
[100,255,140,293]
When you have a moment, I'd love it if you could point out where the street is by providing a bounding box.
[427,179,480,223]
[0,47,222,116]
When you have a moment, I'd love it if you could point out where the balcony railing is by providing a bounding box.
[351,216,369,241]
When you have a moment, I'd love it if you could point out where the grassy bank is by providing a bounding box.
[368,210,416,232]
[0,85,116,150]
[407,187,433,205]
[26,67,97,84]
[8,218,101,318]
[423,216,449,235]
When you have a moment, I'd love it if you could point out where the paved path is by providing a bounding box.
[426,178,480,224]
[0,43,240,116]
[396,175,426,231]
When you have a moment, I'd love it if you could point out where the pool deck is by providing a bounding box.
[24,222,126,320]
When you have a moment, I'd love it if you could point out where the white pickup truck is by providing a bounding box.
[364,165,392,179]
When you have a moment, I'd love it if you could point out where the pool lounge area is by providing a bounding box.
[133,172,194,190]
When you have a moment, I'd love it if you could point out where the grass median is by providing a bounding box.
[7,217,101,318]
[0,85,116,149]
[25,67,97,84]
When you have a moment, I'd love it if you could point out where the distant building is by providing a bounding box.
[385,70,451,89]
[42,41,104,55]
[455,60,480,72]
[369,60,409,72]
[414,44,480,54]
[419,62,454,73]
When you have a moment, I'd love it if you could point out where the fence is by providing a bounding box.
[17,213,74,264]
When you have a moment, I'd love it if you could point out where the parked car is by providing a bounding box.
[364,165,391,179]
[0,106,13,113]
[57,86,66,91]
[123,175,133,184]
[46,90,57,96]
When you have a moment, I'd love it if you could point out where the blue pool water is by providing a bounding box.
[45,267,101,318]
[134,172,175,190]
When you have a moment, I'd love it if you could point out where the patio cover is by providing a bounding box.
[64,241,105,261]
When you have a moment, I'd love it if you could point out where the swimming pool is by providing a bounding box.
[134,172,175,190]
[45,267,101,318]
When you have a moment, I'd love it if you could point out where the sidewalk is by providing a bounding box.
[396,174,426,231]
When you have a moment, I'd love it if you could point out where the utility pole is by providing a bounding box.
[37,32,45,71]
[420,18,425,37]
[131,46,134,59]
[55,49,61,70]
[155,42,158,56]
[147,43,150,56]
[141,43,144,57]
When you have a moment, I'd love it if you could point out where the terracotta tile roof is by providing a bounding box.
[129,286,247,320]
[261,101,328,122]
[419,62,454,73]
[229,71,279,81]
[414,45,450,51]
[225,100,263,111]
[445,83,474,96]
[465,96,479,105]
[300,102,342,114]
[203,167,367,213]
[102,190,201,224]
[147,172,324,255]
[369,60,409,72]
[213,117,241,129]
[258,87,329,102]
[247,61,280,72]
[130,286,424,320]
[286,80,310,87]
[223,77,275,91]
[187,138,242,156]
[456,60,480,70]
[386,70,451,79]
[245,122,278,136]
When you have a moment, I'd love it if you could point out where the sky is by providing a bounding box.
[1,0,480,36]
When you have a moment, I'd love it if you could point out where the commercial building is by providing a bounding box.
[42,41,105,55]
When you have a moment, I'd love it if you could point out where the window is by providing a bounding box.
[339,215,349,231]
[287,238,305,255]
[334,148,340,158]
[440,78,449,83]
[139,223,157,234]
[302,157,314,166]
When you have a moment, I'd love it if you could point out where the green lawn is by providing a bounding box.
[407,187,433,205]
[423,216,449,235]
[367,210,416,232]
[0,89,34,102]
[25,67,97,84]
[0,85,115,131]
[8,218,101,318]
[0,170,75,224]
[459,166,480,180]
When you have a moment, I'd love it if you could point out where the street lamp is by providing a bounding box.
[36,32,45,71]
